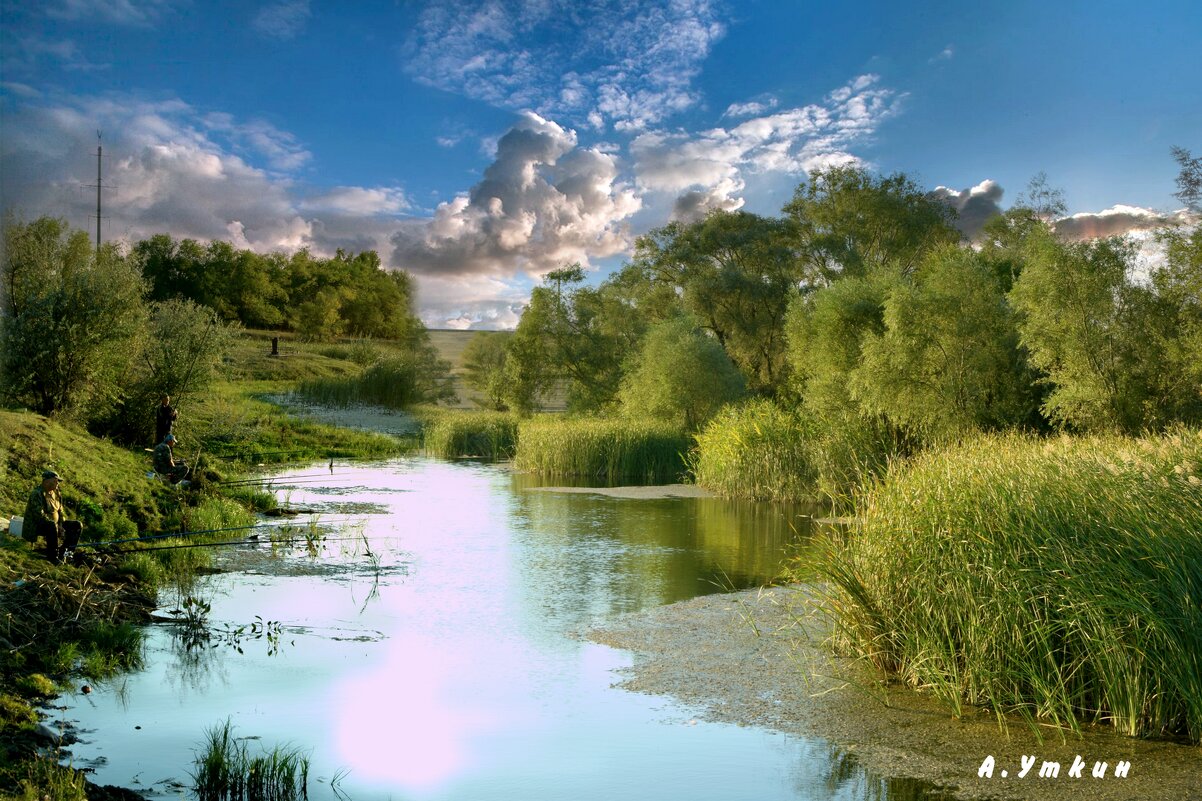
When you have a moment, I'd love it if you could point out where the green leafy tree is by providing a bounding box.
[503,265,644,413]
[462,331,511,411]
[1009,229,1199,431]
[619,315,745,430]
[630,210,801,393]
[783,165,960,283]
[1,217,147,416]
[852,246,1036,439]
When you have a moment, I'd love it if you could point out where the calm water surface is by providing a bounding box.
[63,458,946,800]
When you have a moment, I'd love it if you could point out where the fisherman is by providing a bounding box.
[23,470,69,562]
[153,433,191,484]
[155,394,179,446]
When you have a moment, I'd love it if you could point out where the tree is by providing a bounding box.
[2,217,147,416]
[630,210,801,393]
[503,265,644,413]
[462,331,510,411]
[1171,146,1201,212]
[619,315,745,430]
[783,165,960,283]
[852,246,1036,439]
[1009,229,1199,432]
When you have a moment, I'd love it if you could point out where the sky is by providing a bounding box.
[2,0,1199,329]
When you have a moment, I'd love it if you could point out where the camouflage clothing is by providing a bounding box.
[23,484,65,560]
[153,442,190,483]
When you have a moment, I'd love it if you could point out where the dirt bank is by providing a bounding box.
[586,586,1202,801]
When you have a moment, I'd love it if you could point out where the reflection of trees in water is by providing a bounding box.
[817,744,960,801]
[507,486,818,637]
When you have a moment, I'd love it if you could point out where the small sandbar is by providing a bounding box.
[587,586,1201,801]
[525,483,716,499]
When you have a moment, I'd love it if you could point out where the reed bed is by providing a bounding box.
[192,720,311,801]
[514,416,690,482]
[812,428,1202,742]
[690,400,819,503]
[421,410,519,459]
[294,358,422,409]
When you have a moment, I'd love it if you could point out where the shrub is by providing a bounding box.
[690,399,817,503]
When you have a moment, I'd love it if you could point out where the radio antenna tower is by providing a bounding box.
[85,131,115,258]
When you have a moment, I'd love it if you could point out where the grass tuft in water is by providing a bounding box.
[513,416,690,482]
[811,427,1202,742]
[192,719,311,801]
[420,409,519,459]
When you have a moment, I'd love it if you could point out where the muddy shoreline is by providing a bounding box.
[585,586,1202,801]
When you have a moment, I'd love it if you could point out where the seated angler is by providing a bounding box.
[154,433,191,484]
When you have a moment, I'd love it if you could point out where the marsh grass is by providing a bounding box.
[690,400,819,503]
[811,428,1202,742]
[421,409,519,459]
[294,358,423,409]
[192,719,311,801]
[514,416,690,482]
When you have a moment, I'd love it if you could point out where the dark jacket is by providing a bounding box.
[23,485,62,543]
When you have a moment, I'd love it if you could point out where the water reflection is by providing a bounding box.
[63,458,951,801]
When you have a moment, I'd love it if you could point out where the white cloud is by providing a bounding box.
[252,0,312,40]
[390,111,641,280]
[723,97,779,118]
[632,74,904,215]
[302,187,410,216]
[930,179,1005,239]
[931,45,955,63]
[1053,204,1183,240]
[43,0,179,26]
[402,0,724,131]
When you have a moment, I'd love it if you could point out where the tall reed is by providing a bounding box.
[690,400,818,503]
[422,410,519,459]
[294,358,422,409]
[812,427,1202,742]
[514,416,690,482]
[192,719,311,801]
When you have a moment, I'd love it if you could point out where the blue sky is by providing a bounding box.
[2,0,1199,328]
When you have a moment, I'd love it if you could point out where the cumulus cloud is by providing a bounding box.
[930,179,1006,239]
[252,0,312,40]
[632,74,904,216]
[301,186,410,216]
[723,97,779,118]
[402,0,724,131]
[390,111,641,280]
[931,45,955,63]
[1052,204,1184,240]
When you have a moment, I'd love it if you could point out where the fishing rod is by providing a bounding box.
[214,473,339,486]
[100,532,393,555]
[76,517,364,549]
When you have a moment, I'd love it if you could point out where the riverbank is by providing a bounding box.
[586,586,1202,801]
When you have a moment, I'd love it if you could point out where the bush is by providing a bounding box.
[813,428,1202,742]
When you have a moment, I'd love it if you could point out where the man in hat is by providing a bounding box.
[153,433,190,484]
[23,471,66,562]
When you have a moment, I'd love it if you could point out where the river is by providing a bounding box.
[61,457,952,800]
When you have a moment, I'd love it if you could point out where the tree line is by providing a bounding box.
[0,217,440,442]
[465,155,1202,443]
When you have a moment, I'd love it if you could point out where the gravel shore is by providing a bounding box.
[586,586,1202,801]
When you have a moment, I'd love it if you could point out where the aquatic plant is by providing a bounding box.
[192,719,311,801]
[513,416,690,482]
[690,399,818,503]
[812,427,1202,742]
[421,409,519,459]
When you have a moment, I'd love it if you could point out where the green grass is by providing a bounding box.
[192,719,311,801]
[810,427,1202,742]
[690,399,819,503]
[514,416,690,482]
[419,409,519,459]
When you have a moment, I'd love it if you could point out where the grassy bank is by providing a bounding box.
[514,416,690,483]
[811,428,1202,743]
